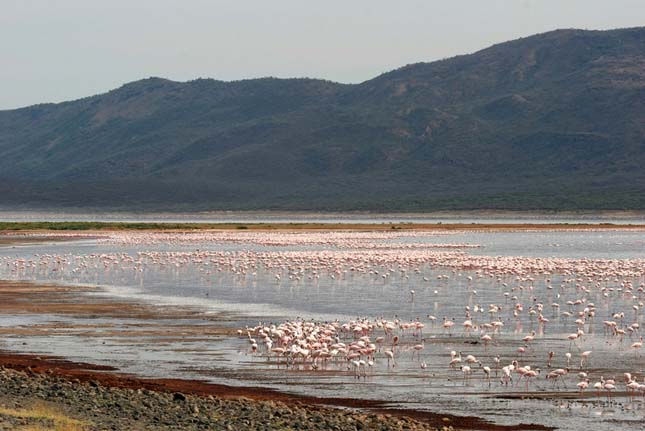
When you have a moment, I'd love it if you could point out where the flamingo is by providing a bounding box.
[464,354,480,366]
[627,379,640,399]
[481,334,493,350]
[522,330,536,347]
[449,351,462,369]
[460,365,472,383]
[384,350,396,368]
[524,368,540,391]
[630,336,642,355]
[567,333,578,350]
[547,351,554,368]
[463,319,474,336]
[604,381,616,401]
[481,365,492,387]
[577,379,590,394]
[593,380,603,397]
[579,351,592,369]
[546,368,568,389]
[442,317,455,336]
[412,343,424,360]
[501,363,515,386]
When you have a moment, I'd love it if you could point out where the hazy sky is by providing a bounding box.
[2,0,644,109]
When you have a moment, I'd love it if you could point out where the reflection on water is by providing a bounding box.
[0,228,644,430]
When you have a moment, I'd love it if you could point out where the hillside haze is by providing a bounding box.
[1,27,644,211]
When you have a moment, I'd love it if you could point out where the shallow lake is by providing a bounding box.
[0,227,643,430]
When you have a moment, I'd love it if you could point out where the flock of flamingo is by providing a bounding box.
[239,314,643,399]
[2,230,644,405]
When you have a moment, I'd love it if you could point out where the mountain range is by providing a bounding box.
[1,27,644,211]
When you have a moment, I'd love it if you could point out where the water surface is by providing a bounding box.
[0,228,643,430]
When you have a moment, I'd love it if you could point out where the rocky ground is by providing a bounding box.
[0,366,451,431]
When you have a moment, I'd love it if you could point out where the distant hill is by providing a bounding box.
[1,27,644,211]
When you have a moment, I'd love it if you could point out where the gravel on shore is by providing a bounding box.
[0,366,451,431]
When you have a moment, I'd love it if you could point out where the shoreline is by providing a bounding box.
[1,221,645,232]
[0,281,555,431]
[0,352,554,431]
[0,361,442,431]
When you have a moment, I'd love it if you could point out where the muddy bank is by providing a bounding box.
[0,281,242,327]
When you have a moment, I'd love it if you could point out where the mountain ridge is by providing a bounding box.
[1,27,644,211]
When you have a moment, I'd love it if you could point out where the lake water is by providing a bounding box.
[0,228,643,430]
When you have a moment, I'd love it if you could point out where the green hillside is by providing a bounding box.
[1,27,644,211]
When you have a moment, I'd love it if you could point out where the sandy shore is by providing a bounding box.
[0,281,560,431]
